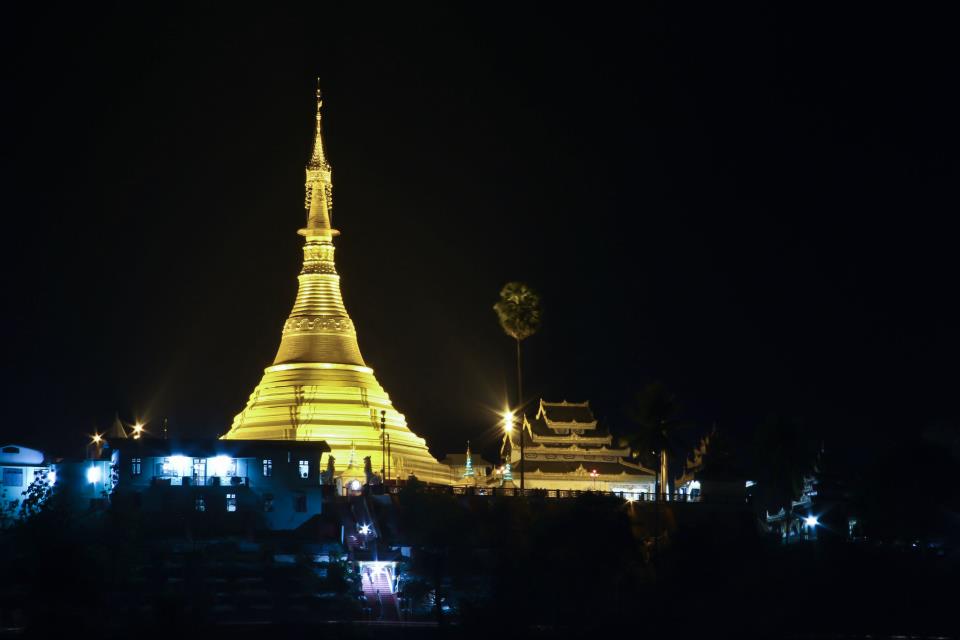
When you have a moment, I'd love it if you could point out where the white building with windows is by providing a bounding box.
[1,444,55,527]
[107,438,331,530]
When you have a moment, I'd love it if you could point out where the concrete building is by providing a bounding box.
[107,438,331,531]
[0,445,55,527]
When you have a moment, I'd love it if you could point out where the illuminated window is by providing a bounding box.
[262,459,273,477]
[3,468,23,487]
[298,460,309,479]
[294,494,307,512]
[263,493,274,512]
[131,457,141,476]
[226,493,237,512]
[195,496,206,512]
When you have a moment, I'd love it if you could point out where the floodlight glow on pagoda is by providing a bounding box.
[804,515,819,527]
[358,523,371,535]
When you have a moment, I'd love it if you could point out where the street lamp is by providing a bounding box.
[502,409,524,492]
[88,433,103,461]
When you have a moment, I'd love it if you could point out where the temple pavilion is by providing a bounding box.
[500,399,656,496]
[223,88,450,486]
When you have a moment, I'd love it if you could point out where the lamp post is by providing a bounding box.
[380,410,386,482]
[503,409,524,492]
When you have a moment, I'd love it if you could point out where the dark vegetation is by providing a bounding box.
[2,470,955,638]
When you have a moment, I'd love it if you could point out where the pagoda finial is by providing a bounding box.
[305,81,333,225]
[309,80,328,170]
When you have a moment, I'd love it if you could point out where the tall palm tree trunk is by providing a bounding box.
[516,337,524,490]
[516,338,522,405]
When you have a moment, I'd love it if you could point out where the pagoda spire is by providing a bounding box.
[309,80,328,169]
[463,440,475,478]
[224,88,452,487]
[305,79,333,220]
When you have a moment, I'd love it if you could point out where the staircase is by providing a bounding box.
[361,566,399,621]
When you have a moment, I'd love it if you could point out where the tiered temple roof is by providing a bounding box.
[501,400,656,489]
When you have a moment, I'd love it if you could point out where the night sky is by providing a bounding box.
[3,4,957,465]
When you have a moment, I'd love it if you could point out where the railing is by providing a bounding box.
[151,476,249,487]
[383,485,708,502]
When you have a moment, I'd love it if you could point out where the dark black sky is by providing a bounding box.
[3,4,957,464]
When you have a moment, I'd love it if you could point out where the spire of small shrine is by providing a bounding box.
[105,413,127,439]
[463,441,475,478]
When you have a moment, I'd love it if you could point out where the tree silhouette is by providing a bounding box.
[622,382,692,498]
[751,414,820,541]
[493,282,542,408]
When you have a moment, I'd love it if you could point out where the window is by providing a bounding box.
[131,457,141,476]
[263,493,274,512]
[195,496,206,512]
[262,459,273,477]
[294,494,307,512]
[226,493,237,512]
[298,460,309,479]
[3,468,23,487]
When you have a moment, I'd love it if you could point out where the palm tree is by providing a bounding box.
[493,282,542,407]
[622,382,691,499]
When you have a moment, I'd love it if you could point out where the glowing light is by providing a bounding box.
[502,410,514,433]
[349,479,361,491]
[46,470,57,486]
[92,433,102,444]
[86,466,102,484]
[163,455,192,476]
[804,515,819,527]
[132,423,144,439]
[208,455,234,477]
[358,523,371,535]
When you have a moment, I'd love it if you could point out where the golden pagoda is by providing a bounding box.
[223,87,450,486]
